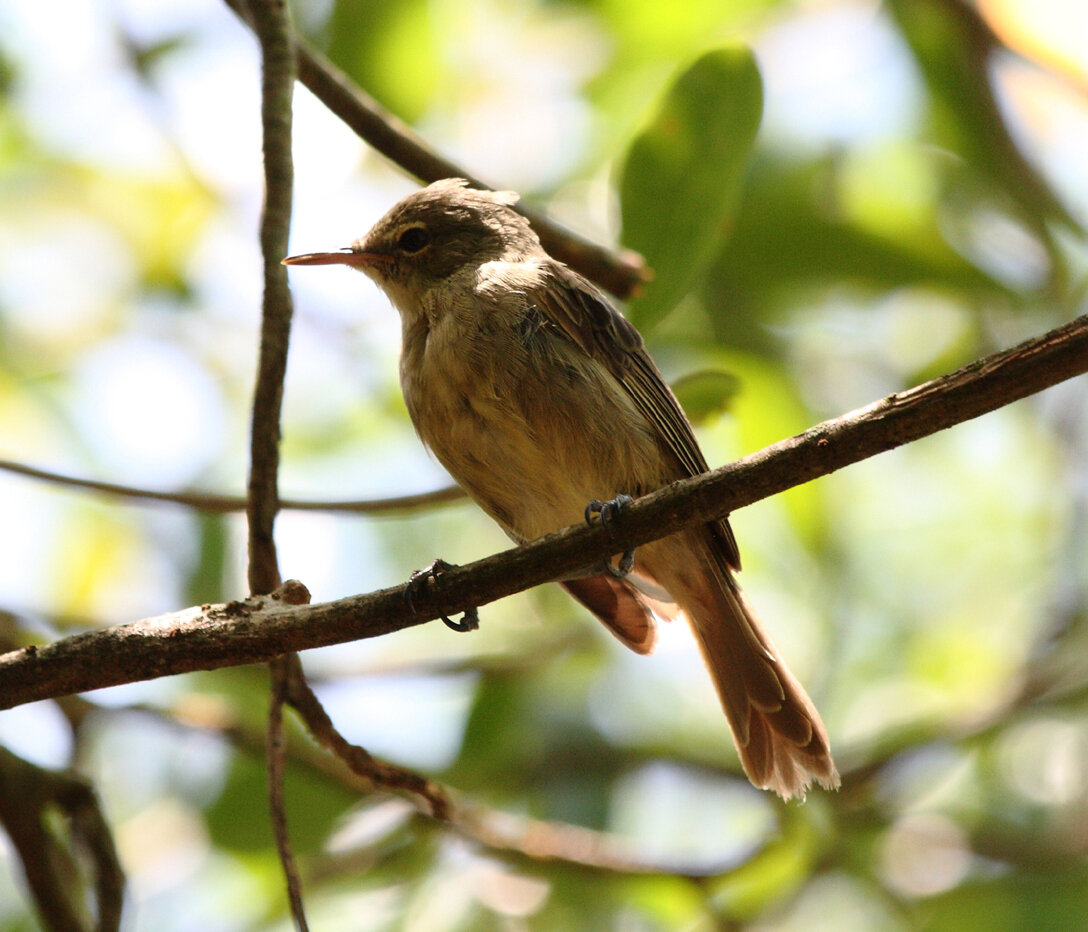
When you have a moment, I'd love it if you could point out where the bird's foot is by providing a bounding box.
[404,558,480,632]
[584,494,635,578]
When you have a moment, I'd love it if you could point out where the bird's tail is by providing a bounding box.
[648,533,840,799]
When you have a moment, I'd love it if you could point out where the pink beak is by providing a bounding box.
[281,248,391,268]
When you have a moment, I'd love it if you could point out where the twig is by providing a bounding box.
[246,0,295,597]
[0,458,465,515]
[2,313,1085,709]
[112,694,768,878]
[220,0,646,299]
[276,651,452,817]
[246,0,309,925]
[268,657,309,931]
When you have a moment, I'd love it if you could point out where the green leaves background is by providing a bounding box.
[1,0,1087,929]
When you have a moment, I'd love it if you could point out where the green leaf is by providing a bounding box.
[205,744,355,854]
[701,154,1014,345]
[619,45,763,330]
[323,0,439,122]
[714,350,828,551]
[670,368,740,425]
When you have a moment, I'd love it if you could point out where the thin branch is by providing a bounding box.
[110,695,768,878]
[0,458,465,515]
[0,746,124,932]
[1,313,1086,709]
[268,656,309,931]
[246,0,295,597]
[246,0,309,925]
[220,0,646,299]
[277,650,452,817]
[447,799,761,878]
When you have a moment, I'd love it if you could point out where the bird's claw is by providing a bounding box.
[403,558,451,612]
[610,548,635,578]
[584,494,636,579]
[584,494,632,528]
[440,606,480,632]
[404,558,480,632]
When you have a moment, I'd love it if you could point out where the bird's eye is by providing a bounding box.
[396,226,430,254]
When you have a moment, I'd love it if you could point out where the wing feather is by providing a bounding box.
[525,261,740,569]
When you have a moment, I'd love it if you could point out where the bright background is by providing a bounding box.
[1,0,1087,929]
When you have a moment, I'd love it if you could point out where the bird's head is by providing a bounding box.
[283,179,540,303]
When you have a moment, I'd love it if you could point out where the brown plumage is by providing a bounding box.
[284,179,840,798]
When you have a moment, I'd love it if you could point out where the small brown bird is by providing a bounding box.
[284,179,839,798]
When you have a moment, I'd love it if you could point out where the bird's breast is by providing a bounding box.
[398,298,661,541]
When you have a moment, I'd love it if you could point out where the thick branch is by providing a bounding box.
[1,314,1085,709]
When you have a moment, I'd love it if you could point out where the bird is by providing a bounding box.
[283,178,839,798]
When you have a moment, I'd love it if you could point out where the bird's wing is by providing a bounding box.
[525,260,741,570]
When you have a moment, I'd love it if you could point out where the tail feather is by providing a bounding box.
[691,582,839,798]
[644,531,840,800]
[560,573,660,654]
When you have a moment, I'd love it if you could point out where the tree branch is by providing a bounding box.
[0,746,124,932]
[0,459,464,515]
[220,0,646,299]
[246,0,295,597]
[244,0,312,925]
[1,313,1085,710]
[267,657,309,930]
[109,694,770,878]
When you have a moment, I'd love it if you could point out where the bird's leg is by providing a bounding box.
[404,558,480,632]
[584,494,635,579]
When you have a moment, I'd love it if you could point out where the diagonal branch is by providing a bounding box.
[292,44,646,299]
[1,313,1086,710]
[106,694,769,877]
[220,0,646,299]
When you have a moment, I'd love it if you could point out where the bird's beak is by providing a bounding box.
[281,248,392,269]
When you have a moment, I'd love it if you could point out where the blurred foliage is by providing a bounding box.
[1,0,1087,930]
[888,0,1082,264]
[620,44,763,330]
